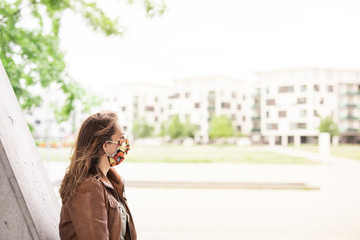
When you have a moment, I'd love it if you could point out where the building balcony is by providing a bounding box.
[251,104,260,109]
[341,91,360,96]
[251,128,261,132]
[251,116,261,120]
[207,106,215,110]
[341,116,360,120]
[340,128,359,133]
[340,104,359,108]
[251,93,261,97]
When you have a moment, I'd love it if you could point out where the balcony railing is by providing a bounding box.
[340,91,360,96]
[340,104,359,108]
[251,116,261,120]
[251,104,260,109]
[251,128,261,132]
[340,128,359,133]
[341,116,360,120]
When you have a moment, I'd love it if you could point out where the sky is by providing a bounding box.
[59,0,360,87]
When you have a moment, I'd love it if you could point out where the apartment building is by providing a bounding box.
[27,68,360,144]
[102,76,254,142]
[167,76,253,142]
[256,68,360,145]
[104,82,170,135]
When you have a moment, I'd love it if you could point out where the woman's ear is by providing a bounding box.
[102,141,108,154]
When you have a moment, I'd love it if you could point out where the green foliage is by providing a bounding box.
[209,115,234,139]
[183,118,196,138]
[168,115,183,139]
[319,116,339,137]
[161,115,196,139]
[132,117,154,138]
[0,0,165,121]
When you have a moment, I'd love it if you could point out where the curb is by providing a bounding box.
[125,181,320,190]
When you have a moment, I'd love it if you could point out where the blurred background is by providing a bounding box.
[2,0,360,239]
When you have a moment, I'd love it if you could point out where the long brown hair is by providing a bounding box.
[59,111,118,204]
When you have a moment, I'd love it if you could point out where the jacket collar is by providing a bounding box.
[97,167,125,199]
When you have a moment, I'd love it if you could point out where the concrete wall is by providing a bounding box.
[0,60,60,239]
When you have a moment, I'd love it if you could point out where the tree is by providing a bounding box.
[208,115,234,139]
[0,0,165,121]
[183,118,196,138]
[168,115,183,139]
[319,116,339,138]
[132,117,154,138]
[160,115,196,139]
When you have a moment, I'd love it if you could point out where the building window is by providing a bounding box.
[194,103,200,108]
[154,117,158,122]
[232,92,237,99]
[320,98,324,104]
[185,92,191,98]
[155,97,158,102]
[297,123,307,129]
[290,123,307,129]
[300,110,307,117]
[266,88,269,94]
[266,111,270,118]
[314,85,320,91]
[327,85,333,92]
[168,104,172,110]
[242,116,246,121]
[243,95,246,101]
[266,99,276,105]
[236,125,242,131]
[232,114,237,120]
[170,93,180,99]
[297,98,306,104]
[266,123,278,130]
[35,120,41,125]
[279,111,286,118]
[237,104,241,110]
[314,110,319,117]
[122,106,126,111]
[278,86,294,93]
[221,102,231,109]
[300,85,307,91]
[145,106,154,111]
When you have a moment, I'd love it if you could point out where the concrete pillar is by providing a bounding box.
[281,135,288,146]
[294,135,301,147]
[0,60,60,239]
[268,135,275,146]
[319,132,331,161]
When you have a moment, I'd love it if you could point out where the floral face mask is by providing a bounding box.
[105,139,130,166]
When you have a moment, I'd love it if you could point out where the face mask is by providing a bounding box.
[105,139,130,166]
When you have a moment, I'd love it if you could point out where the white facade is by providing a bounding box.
[25,87,81,141]
[104,82,170,135]
[26,68,360,144]
[168,76,254,142]
[257,68,360,144]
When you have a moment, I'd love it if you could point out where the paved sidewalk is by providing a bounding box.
[268,145,360,166]
[46,148,360,240]
[46,150,360,191]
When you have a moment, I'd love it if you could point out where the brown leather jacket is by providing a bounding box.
[59,168,137,240]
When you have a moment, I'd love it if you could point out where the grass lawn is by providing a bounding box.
[290,144,360,161]
[38,145,317,164]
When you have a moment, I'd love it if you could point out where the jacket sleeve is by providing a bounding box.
[68,178,109,240]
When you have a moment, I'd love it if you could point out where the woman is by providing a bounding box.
[59,111,137,240]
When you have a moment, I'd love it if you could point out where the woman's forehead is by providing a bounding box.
[114,123,124,136]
